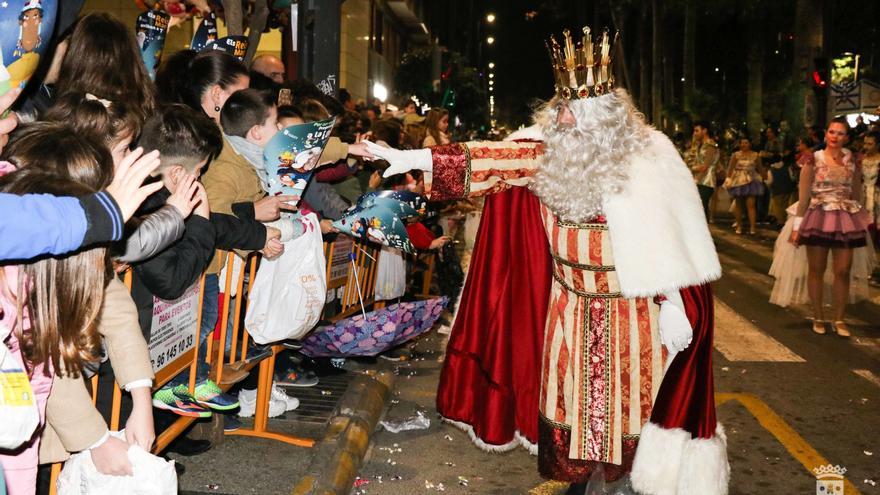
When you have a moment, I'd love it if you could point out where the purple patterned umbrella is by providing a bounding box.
[301,297,449,357]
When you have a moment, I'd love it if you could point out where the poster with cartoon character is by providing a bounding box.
[205,35,248,61]
[262,117,336,204]
[135,9,170,80]
[190,11,217,52]
[0,0,57,96]
[357,190,428,219]
[333,200,416,253]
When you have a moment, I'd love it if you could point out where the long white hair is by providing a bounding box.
[531,89,650,223]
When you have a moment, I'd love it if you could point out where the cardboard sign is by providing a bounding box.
[148,283,199,373]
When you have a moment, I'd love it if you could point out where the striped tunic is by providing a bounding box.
[538,205,665,466]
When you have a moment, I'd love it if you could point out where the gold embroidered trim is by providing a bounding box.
[556,220,608,230]
[552,253,615,272]
[553,271,622,298]
[461,143,472,196]
[539,413,571,431]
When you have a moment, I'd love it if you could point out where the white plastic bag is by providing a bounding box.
[374,247,406,301]
[0,323,40,450]
[57,431,177,495]
[246,213,327,344]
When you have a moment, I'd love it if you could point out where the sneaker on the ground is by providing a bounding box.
[153,386,211,418]
[187,381,239,411]
[276,369,319,388]
[271,383,300,411]
[223,415,242,432]
[237,387,286,418]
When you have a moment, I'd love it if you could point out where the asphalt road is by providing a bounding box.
[355,222,880,495]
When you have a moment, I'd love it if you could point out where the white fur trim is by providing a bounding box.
[677,424,729,495]
[441,417,538,455]
[631,422,729,495]
[603,130,722,298]
[631,422,690,495]
[505,124,544,141]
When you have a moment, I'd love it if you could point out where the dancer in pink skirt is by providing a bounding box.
[790,118,871,337]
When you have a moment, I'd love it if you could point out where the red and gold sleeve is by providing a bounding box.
[429,141,544,201]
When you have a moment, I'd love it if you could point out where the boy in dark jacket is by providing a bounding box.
[129,105,279,417]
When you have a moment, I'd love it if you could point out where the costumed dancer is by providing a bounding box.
[861,132,880,244]
[770,119,875,333]
[723,137,764,235]
[366,27,729,495]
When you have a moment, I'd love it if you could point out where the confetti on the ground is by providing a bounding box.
[444,462,456,467]
[444,434,453,441]
[865,450,874,456]
[458,476,469,486]
[321,390,333,395]
[354,478,370,487]
[721,367,729,371]
[205,484,220,491]
[865,479,877,487]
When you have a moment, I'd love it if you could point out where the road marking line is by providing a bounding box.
[853,369,880,388]
[716,393,862,495]
[714,300,806,362]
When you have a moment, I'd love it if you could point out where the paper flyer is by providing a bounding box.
[262,117,336,203]
[206,35,248,61]
[190,11,218,52]
[0,0,58,96]
[135,9,170,80]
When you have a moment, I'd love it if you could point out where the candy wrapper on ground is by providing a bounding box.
[262,117,336,204]
[0,0,58,96]
[300,297,448,357]
[135,9,170,79]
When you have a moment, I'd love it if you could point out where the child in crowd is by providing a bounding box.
[133,104,276,418]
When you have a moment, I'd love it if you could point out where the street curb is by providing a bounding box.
[291,368,396,495]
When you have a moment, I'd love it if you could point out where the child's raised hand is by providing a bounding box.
[193,182,211,219]
[106,148,163,221]
[166,173,199,218]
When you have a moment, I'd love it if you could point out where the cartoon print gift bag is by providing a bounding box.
[0,0,58,96]
[262,117,336,205]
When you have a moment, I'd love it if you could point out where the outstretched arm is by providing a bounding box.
[365,140,544,201]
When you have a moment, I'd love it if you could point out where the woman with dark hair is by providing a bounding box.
[156,50,249,123]
[790,118,873,336]
[53,13,156,122]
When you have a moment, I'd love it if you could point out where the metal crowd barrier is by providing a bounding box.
[47,237,435,492]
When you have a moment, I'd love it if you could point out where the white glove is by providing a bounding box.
[657,290,693,354]
[363,141,433,178]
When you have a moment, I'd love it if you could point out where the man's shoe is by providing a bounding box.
[187,381,239,411]
[166,437,213,457]
[152,386,211,418]
[218,365,250,385]
[276,369,319,388]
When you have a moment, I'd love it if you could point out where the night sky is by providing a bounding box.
[458,1,880,128]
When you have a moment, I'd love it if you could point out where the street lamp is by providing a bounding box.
[488,62,495,69]
[486,13,496,23]
[489,73,494,79]
[487,36,495,45]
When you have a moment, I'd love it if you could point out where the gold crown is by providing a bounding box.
[546,27,618,100]
[812,464,847,479]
